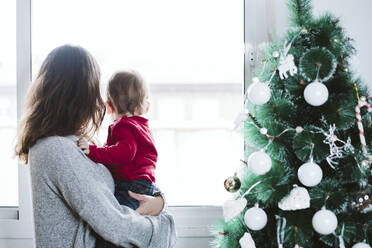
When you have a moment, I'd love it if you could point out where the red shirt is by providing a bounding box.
[88,115,157,183]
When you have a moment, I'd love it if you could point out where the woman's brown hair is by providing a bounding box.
[106,71,148,116]
[15,45,105,163]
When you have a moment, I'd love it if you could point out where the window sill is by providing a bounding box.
[168,206,222,237]
[0,207,19,220]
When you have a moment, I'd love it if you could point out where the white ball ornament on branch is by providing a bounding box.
[247,77,271,105]
[247,150,272,175]
[300,47,337,107]
[303,80,329,106]
[312,207,338,235]
[244,204,268,231]
[352,243,372,248]
[297,161,323,187]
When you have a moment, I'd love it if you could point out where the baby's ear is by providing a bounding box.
[145,100,150,114]
[106,101,114,114]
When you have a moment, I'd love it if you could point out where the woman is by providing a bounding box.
[15,45,176,248]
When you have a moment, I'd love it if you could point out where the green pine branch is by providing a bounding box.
[287,0,313,27]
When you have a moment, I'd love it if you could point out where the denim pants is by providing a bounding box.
[95,179,155,248]
[114,178,155,210]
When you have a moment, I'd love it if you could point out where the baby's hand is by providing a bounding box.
[77,138,90,155]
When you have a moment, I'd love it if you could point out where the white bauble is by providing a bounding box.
[247,79,271,105]
[298,162,323,187]
[244,205,268,231]
[352,243,372,248]
[248,150,272,175]
[312,208,338,235]
[304,80,329,106]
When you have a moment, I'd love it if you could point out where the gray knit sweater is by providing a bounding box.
[29,135,176,248]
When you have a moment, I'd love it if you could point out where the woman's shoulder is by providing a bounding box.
[29,135,100,177]
[30,135,83,165]
[33,135,78,152]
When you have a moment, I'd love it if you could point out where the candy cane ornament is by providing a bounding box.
[355,96,372,154]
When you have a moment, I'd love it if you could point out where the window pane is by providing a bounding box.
[0,0,18,206]
[33,0,243,205]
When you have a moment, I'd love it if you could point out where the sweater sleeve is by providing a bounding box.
[88,123,137,166]
[47,137,176,247]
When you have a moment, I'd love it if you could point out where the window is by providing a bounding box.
[32,0,244,206]
[0,0,18,207]
[0,0,33,242]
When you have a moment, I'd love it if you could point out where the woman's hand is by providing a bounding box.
[128,191,164,216]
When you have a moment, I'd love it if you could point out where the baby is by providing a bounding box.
[78,71,158,210]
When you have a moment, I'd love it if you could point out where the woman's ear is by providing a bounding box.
[106,101,114,115]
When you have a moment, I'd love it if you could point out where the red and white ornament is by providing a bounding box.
[355,96,372,154]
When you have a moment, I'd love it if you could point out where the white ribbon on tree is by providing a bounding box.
[333,223,345,248]
[275,215,287,248]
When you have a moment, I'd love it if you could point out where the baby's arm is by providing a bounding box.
[85,124,137,166]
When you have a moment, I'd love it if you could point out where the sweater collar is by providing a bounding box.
[117,115,149,124]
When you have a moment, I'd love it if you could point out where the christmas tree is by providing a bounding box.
[212,0,372,247]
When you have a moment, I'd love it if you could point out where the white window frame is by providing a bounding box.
[0,0,34,242]
[0,0,260,246]
[170,0,256,245]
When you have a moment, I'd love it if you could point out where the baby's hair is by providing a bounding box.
[106,71,149,116]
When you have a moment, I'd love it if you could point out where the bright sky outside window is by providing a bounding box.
[0,0,18,207]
